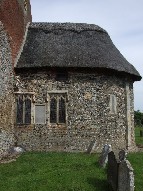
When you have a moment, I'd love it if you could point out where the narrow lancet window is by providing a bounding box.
[49,93,67,124]
[25,95,31,124]
[50,97,57,123]
[16,94,32,124]
[59,97,66,123]
[16,95,23,124]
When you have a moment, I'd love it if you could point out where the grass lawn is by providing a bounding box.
[135,126,143,146]
[128,152,143,191]
[0,152,109,191]
[128,126,143,191]
[0,126,142,191]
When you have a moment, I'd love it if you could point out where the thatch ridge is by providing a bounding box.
[29,22,108,33]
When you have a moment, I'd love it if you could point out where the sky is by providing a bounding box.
[30,0,143,112]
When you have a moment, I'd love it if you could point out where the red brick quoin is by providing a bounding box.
[0,0,32,66]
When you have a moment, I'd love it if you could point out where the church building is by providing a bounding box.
[0,0,142,158]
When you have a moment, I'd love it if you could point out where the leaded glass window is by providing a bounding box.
[49,94,66,124]
[50,97,57,123]
[16,94,32,124]
[16,95,23,124]
[25,95,31,124]
[59,97,66,123]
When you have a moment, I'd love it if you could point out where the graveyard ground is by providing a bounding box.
[128,152,143,191]
[0,152,108,191]
[0,126,143,191]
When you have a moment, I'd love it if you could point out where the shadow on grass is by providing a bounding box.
[93,161,102,168]
[93,161,108,173]
[87,177,110,191]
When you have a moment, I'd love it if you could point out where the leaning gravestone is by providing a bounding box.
[99,144,112,167]
[86,140,96,154]
[118,160,134,191]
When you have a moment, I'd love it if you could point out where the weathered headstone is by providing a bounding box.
[99,144,112,167]
[119,150,127,161]
[118,160,134,191]
[107,151,120,191]
[86,140,96,154]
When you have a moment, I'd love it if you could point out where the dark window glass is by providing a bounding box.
[16,94,32,124]
[16,95,23,124]
[56,72,68,81]
[59,97,66,123]
[50,94,66,124]
[50,97,57,123]
[25,95,31,124]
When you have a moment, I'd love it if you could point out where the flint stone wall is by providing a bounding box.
[14,70,135,152]
[0,22,14,159]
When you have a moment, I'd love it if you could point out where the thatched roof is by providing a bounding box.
[15,22,141,81]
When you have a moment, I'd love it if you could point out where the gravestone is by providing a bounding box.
[107,151,120,191]
[118,160,134,191]
[99,144,112,167]
[119,150,127,161]
[86,140,96,154]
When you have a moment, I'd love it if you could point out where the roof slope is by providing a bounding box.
[16,22,141,81]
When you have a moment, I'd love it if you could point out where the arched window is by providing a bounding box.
[59,96,66,123]
[16,94,32,124]
[25,95,31,124]
[49,93,66,124]
[50,97,57,123]
[16,95,23,124]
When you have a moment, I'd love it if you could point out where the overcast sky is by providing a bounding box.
[30,0,143,111]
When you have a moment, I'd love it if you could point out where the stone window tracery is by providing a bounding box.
[16,94,32,124]
[49,93,66,124]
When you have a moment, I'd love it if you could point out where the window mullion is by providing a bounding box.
[23,95,25,124]
[57,96,59,123]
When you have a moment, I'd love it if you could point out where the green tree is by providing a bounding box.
[134,110,143,126]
